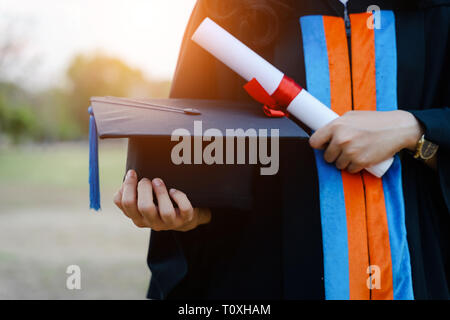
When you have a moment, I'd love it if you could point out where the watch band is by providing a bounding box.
[413,135,425,159]
[413,134,439,160]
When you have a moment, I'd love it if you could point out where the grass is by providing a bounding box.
[0,141,151,299]
[0,141,128,208]
[0,141,127,190]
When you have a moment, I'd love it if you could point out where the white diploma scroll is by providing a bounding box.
[192,18,393,178]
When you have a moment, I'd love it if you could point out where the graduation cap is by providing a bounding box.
[88,96,310,211]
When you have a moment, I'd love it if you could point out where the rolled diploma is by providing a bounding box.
[192,17,393,178]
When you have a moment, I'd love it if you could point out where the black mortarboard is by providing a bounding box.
[88,96,309,211]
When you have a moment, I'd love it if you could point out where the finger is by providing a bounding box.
[169,188,194,223]
[113,184,124,211]
[309,123,334,150]
[347,162,364,174]
[137,178,163,227]
[197,208,212,226]
[335,153,351,171]
[323,138,342,164]
[152,178,177,227]
[121,169,143,223]
[174,208,213,232]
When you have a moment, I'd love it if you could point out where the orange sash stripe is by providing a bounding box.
[363,173,394,299]
[323,16,371,300]
[350,12,394,299]
[342,172,371,299]
[350,13,377,111]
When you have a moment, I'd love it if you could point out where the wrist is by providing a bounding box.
[396,110,424,151]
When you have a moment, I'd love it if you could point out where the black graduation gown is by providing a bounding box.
[126,0,450,299]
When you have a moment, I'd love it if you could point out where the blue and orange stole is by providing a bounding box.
[300,11,414,300]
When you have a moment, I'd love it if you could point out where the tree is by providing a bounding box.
[0,84,36,144]
[66,53,171,134]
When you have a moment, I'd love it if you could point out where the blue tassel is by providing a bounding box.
[88,106,101,211]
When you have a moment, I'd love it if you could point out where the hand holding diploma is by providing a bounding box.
[191,17,396,177]
[309,110,423,174]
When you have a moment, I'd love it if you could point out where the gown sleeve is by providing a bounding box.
[409,108,450,213]
[407,4,450,212]
[409,108,450,150]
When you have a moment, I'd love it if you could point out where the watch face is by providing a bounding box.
[421,140,439,159]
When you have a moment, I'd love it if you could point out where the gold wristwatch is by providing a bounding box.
[413,134,439,161]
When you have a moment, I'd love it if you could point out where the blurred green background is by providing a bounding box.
[0,142,151,299]
[0,53,171,143]
[0,50,163,300]
[0,54,162,299]
[0,0,196,299]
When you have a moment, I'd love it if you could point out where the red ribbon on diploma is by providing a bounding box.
[243,75,303,117]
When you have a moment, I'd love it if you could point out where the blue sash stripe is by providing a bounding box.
[374,10,398,112]
[375,11,414,300]
[300,15,350,300]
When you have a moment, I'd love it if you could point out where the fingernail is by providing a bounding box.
[169,188,176,194]
[126,170,136,179]
[153,178,162,186]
